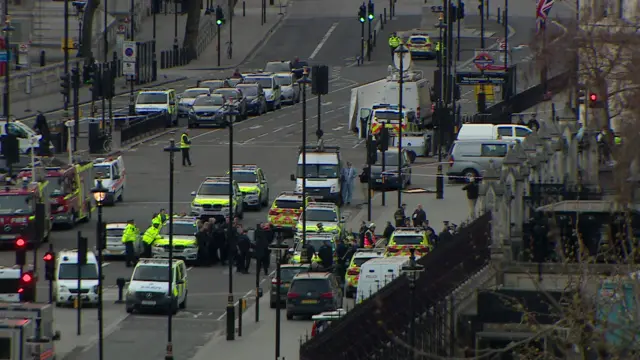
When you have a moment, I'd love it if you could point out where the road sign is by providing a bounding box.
[117,25,126,34]
[123,61,136,76]
[0,50,12,62]
[473,52,494,70]
[122,41,137,62]
[497,38,506,50]
[18,43,29,54]
[455,72,506,85]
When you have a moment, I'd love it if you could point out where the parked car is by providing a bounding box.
[236,83,267,115]
[187,94,228,128]
[213,88,248,120]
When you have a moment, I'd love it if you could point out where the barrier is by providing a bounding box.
[120,112,169,144]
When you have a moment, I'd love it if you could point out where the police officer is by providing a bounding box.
[394,205,406,227]
[180,129,192,166]
[335,238,348,284]
[142,223,161,258]
[318,241,333,270]
[121,220,138,267]
[388,32,401,61]
[236,229,251,274]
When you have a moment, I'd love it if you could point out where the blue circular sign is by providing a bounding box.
[125,47,134,57]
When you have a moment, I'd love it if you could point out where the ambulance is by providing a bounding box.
[93,156,126,205]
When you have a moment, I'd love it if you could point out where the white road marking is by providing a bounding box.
[284,123,295,128]
[322,102,333,106]
[216,270,275,321]
[257,133,269,138]
[187,267,193,271]
[101,262,110,267]
[332,126,343,131]
[249,125,262,130]
[353,139,364,148]
[273,127,285,133]
[309,23,339,60]
[243,137,256,144]
[191,129,220,140]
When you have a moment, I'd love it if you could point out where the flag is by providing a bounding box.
[536,0,555,33]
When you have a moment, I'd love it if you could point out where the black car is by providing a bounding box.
[187,94,227,128]
[370,148,412,190]
[286,272,343,320]
[270,264,310,308]
[213,88,248,120]
[236,84,267,116]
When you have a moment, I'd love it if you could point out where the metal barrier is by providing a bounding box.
[299,213,492,360]
[120,112,169,144]
[136,40,158,85]
[160,47,194,69]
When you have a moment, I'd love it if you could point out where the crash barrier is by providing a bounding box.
[120,111,169,144]
[299,213,492,360]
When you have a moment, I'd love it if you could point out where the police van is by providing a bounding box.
[54,250,101,306]
[135,88,178,126]
[291,144,343,205]
[0,266,21,303]
[93,156,126,205]
[126,258,188,314]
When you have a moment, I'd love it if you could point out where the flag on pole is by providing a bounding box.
[536,0,555,33]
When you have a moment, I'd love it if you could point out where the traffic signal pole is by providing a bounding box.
[217,25,221,66]
[360,21,364,64]
[64,0,70,112]
[73,62,80,153]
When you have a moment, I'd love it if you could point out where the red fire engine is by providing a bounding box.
[19,161,94,228]
[0,176,52,245]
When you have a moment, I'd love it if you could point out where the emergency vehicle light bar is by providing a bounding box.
[393,227,426,233]
[306,203,338,209]
[138,258,179,265]
[277,191,304,198]
[232,164,258,170]
[303,233,336,239]
[299,145,340,152]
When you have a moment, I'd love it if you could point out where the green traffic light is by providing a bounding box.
[368,14,374,20]
[216,19,222,25]
[359,17,365,23]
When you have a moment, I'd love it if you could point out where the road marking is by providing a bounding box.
[277,114,286,118]
[215,270,275,321]
[242,137,256,144]
[332,126,343,131]
[192,129,221,140]
[257,133,269,138]
[187,267,193,271]
[102,262,110,267]
[284,123,295,128]
[353,139,364,148]
[273,127,284,133]
[249,125,262,130]
[322,102,333,106]
[309,22,339,60]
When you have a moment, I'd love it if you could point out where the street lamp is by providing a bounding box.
[393,44,409,207]
[435,16,446,200]
[91,179,108,360]
[2,19,15,120]
[72,1,85,57]
[269,238,289,360]
[298,67,311,248]
[402,248,424,360]
[163,140,180,360]
[224,105,240,341]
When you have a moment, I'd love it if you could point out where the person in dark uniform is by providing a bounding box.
[207,218,220,265]
[254,223,272,276]
[317,240,333,270]
[394,205,406,227]
[196,222,212,266]
[180,129,192,166]
[33,112,51,156]
[383,221,395,240]
[304,242,316,264]
[236,229,251,273]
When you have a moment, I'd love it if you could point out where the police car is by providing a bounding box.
[93,156,126,205]
[229,164,270,210]
[54,250,101,306]
[385,227,432,257]
[102,222,143,257]
[190,176,244,220]
[406,33,435,59]
[135,88,178,126]
[126,258,188,314]
[152,216,199,262]
[295,202,345,242]
[344,249,384,298]
[267,192,312,235]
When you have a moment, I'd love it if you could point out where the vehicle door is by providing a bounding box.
[234,182,243,204]
[175,265,185,303]
[496,126,514,140]
[257,169,267,197]
[291,74,300,98]
[479,143,508,168]
[515,126,532,139]
[111,162,123,194]
[168,91,177,119]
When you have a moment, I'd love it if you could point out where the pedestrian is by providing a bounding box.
[341,161,357,205]
[383,221,395,240]
[304,241,316,264]
[254,223,272,276]
[196,222,212,266]
[462,177,479,219]
[236,229,251,273]
[207,218,220,265]
[121,219,138,267]
[180,129,192,166]
[142,222,161,258]
[388,32,401,61]
[517,114,526,126]
[214,219,227,265]
[359,165,370,204]
[394,206,406,227]
[527,114,540,132]
[33,111,51,156]
[426,227,438,247]
[364,223,376,248]
[231,68,242,78]
[411,204,427,227]
[358,221,367,248]
[318,240,334,270]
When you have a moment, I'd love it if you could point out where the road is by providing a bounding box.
[0,1,529,358]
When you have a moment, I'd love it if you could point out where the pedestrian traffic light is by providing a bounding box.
[358,4,366,23]
[78,233,88,265]
[15,237,27,266]
[19,271,36,302]
[588,92,604,108]
[367,1,374,21]
[366,136,378,164]
[82,64,92,84]
[215,5,224,26]
[59,73,70,97]
[458,2,465,19]
[43,251,55,281]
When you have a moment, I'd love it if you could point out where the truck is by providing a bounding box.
[0,302,59,341]
[0,175,52,246]
[355,256,411,304]
[0,318,57,360]
[348,68,433,138]
[19,160,94,228]
[290,144,343,205]
[93,155,126,205]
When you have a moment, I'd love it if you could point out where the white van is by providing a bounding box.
[291,145,342,205]
[93,155,126,204]
[457,124,532,142]
[126,258,188,314]
[356,256,411,303]
[0,121,53,154]
[0,266,21,303]
[54,250,100,306]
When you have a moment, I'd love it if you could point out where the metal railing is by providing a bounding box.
[300,213,492,360]
[120,111,169,144]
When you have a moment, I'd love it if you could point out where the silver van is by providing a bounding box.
[447,139,517,182]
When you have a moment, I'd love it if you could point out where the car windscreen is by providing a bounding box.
[0,195,33,215]
[94,165,112,179]
[214,89,240,99]
[353,256,377,267]
[291,279,330,293]
[137,93,167,104]
[297,164,339,178]
[198,183,229,196]
[305,209,337,222]
[275,75,292,85]
[265,63,290,73]
[374,152,400,166]
[233,171,257,183]
[245,77,273,89]
[410,37,428,44]
[280,267,308,282]
[0,278,20,294]
[58,264,99,280]
[160,223,196,236]
[374,111,403,121]
[106,228,124,237]
[238,86,258,96]
[194,96,224,106]
[275,200,303,209]
[182,89,209,98]
[132,266,170,282]
[392,235,424,245]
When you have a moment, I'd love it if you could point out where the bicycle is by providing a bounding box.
[102,130,113,153]
[226,41,233,59]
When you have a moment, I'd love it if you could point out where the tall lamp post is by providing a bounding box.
[298,67,311,247]
[393,44,409,207]
[2,18,14,119]
[269,238,288,360]
[163,140,180,360]
[402,248,424,360]
[224,106,240,341]
[91,180,108,360]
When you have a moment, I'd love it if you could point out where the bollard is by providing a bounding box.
[237,299,246,336]
[380,14,384,30]
[243,1,246,16]
[373,30,377,47]
[497,7,501,23]
[39,50,46,67]
[383,8,386,23]
[115,277,126,304]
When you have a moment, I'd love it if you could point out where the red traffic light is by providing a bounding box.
[21,273,33,283]
[43,253,54,262]
[589,93,598,101]
[15,238,26,247]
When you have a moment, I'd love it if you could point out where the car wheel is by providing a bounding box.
[237,204,244,219]
[286,312,293,320]
[68,212,76,229]
[180,292,187,309]
[277,100,282,110]
[463,168,479,183]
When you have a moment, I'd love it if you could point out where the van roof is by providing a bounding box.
[58,250,98,264]
[298,153,339,164]
[361,256,410,265]
[136,258,184,267]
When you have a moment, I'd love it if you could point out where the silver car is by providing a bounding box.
[275,72,300,105]
[101,223,143,258]
[178,88,211,117]
[188,94,228,127]
[447,139,517,182]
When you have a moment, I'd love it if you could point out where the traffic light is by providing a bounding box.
[366,136,378,165]
[477,92,487,113]
[19,271,36,302]
[82,64,91,84]
[576,84,586,105]
[60,73,70,97]
[215,5,225,26]
[367,1,374,21]
[92,65,103,98]
[449,3,457,23]
[358,4,366,23]
[15,237,27,266]
[78,233,88,265]
[588,92,605,108]
[0,132,19,164]
[43,251,55,281]
[71,67,80,89]
[458,2,465,19]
